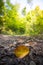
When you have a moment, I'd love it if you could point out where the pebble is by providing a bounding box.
[30,61,36,65]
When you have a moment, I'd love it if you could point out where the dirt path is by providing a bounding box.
[0,35,43,65]
[0,34,43,55]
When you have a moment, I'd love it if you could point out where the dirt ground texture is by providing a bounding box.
[0,34,43,65]
[0,34,43,55]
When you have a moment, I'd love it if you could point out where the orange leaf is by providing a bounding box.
[14,45,30,58]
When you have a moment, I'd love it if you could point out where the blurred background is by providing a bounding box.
[0,0,43,36]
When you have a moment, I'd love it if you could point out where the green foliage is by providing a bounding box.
[22,7,26,15]
[0,0,43,36]
[0,0,4,16]
[26,6,43,35]
[0,0,4,33]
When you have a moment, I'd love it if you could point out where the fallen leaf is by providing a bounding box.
[14,45,30,58]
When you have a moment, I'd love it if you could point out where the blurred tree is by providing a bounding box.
[3,0,26,35]
[0,0,43,36]
[26,6,43,35]
[22,7,26,15]
[0,0,4,33]
[0,0,4,16]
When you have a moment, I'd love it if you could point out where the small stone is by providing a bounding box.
[0,45,4,48]
[30,61,36,65]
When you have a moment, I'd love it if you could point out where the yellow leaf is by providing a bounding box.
[14,45,30,58]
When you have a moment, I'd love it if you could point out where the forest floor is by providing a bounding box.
[0,34,43,65]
